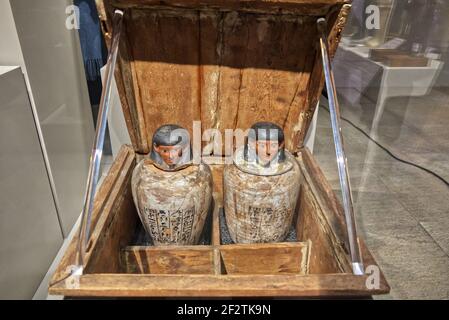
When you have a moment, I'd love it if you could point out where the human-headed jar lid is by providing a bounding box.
[234,122,294,176]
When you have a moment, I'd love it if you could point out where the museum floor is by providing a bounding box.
[315,87,449,299]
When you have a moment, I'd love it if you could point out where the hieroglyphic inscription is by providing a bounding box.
[143,207,195,244]
[246,206,290,242]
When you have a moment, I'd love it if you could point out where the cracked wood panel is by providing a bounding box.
[110,4,349,154]
[208,13,319,153]
[125,9,201,153]
[98,1,351,154]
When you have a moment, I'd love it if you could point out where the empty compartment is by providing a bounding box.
[219,242,310,275]
[122,246,215,274]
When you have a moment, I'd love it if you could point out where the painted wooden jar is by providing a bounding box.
[224,122,301,244]
[132,159,213,245]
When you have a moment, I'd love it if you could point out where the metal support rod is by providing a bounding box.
[317,18,364,275]
[76,10,124,270]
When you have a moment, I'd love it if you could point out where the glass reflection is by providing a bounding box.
[315,0,449,298]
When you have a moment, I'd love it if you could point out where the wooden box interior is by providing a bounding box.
[49,145,389,297]
[48,0,390,297]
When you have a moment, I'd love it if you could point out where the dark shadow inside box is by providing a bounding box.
[219,208,297,245]
[129,201,214,246]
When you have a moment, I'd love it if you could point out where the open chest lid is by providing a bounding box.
[96,0,351,155]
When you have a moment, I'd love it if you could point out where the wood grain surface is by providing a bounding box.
[49,146,390,297]
[97,1,350,154]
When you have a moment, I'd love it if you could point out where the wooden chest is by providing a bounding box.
[49,0,390,298]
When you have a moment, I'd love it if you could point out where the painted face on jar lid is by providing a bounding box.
[150,124,192,171]
[252,139,284,164]
[154,144,183,166]
[247,122,286,167]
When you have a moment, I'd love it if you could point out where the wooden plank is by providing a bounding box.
[201,11,245,152]
[116,21,146,152]
[49,272,389,297]
[123,246,214,274]
[210,164,224,205]
[220,242,309,275]
[199,11,223,154]
[295,150,352,274]
[83,149,138,274]
[112,0,349,6]
[299,148,350,248]
[213,248,222,275]
[207,162,223,275]
[296,183,349,274]
[296,147,389,295]
[111,0,349,15]
[212,205,221,246]
[210,191,223,275]
[49,145,136,285]
[125,9,202,154]
[231,13,317,154]
[197,11,328,154]
[99,2,144,151]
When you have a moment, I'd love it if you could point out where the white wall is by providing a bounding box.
[9,0,95,235]
[0,0,26,68]
[0,67,63,299]
[0,0,96,298]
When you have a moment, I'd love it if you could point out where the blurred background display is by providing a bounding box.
[316,0,449,299]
